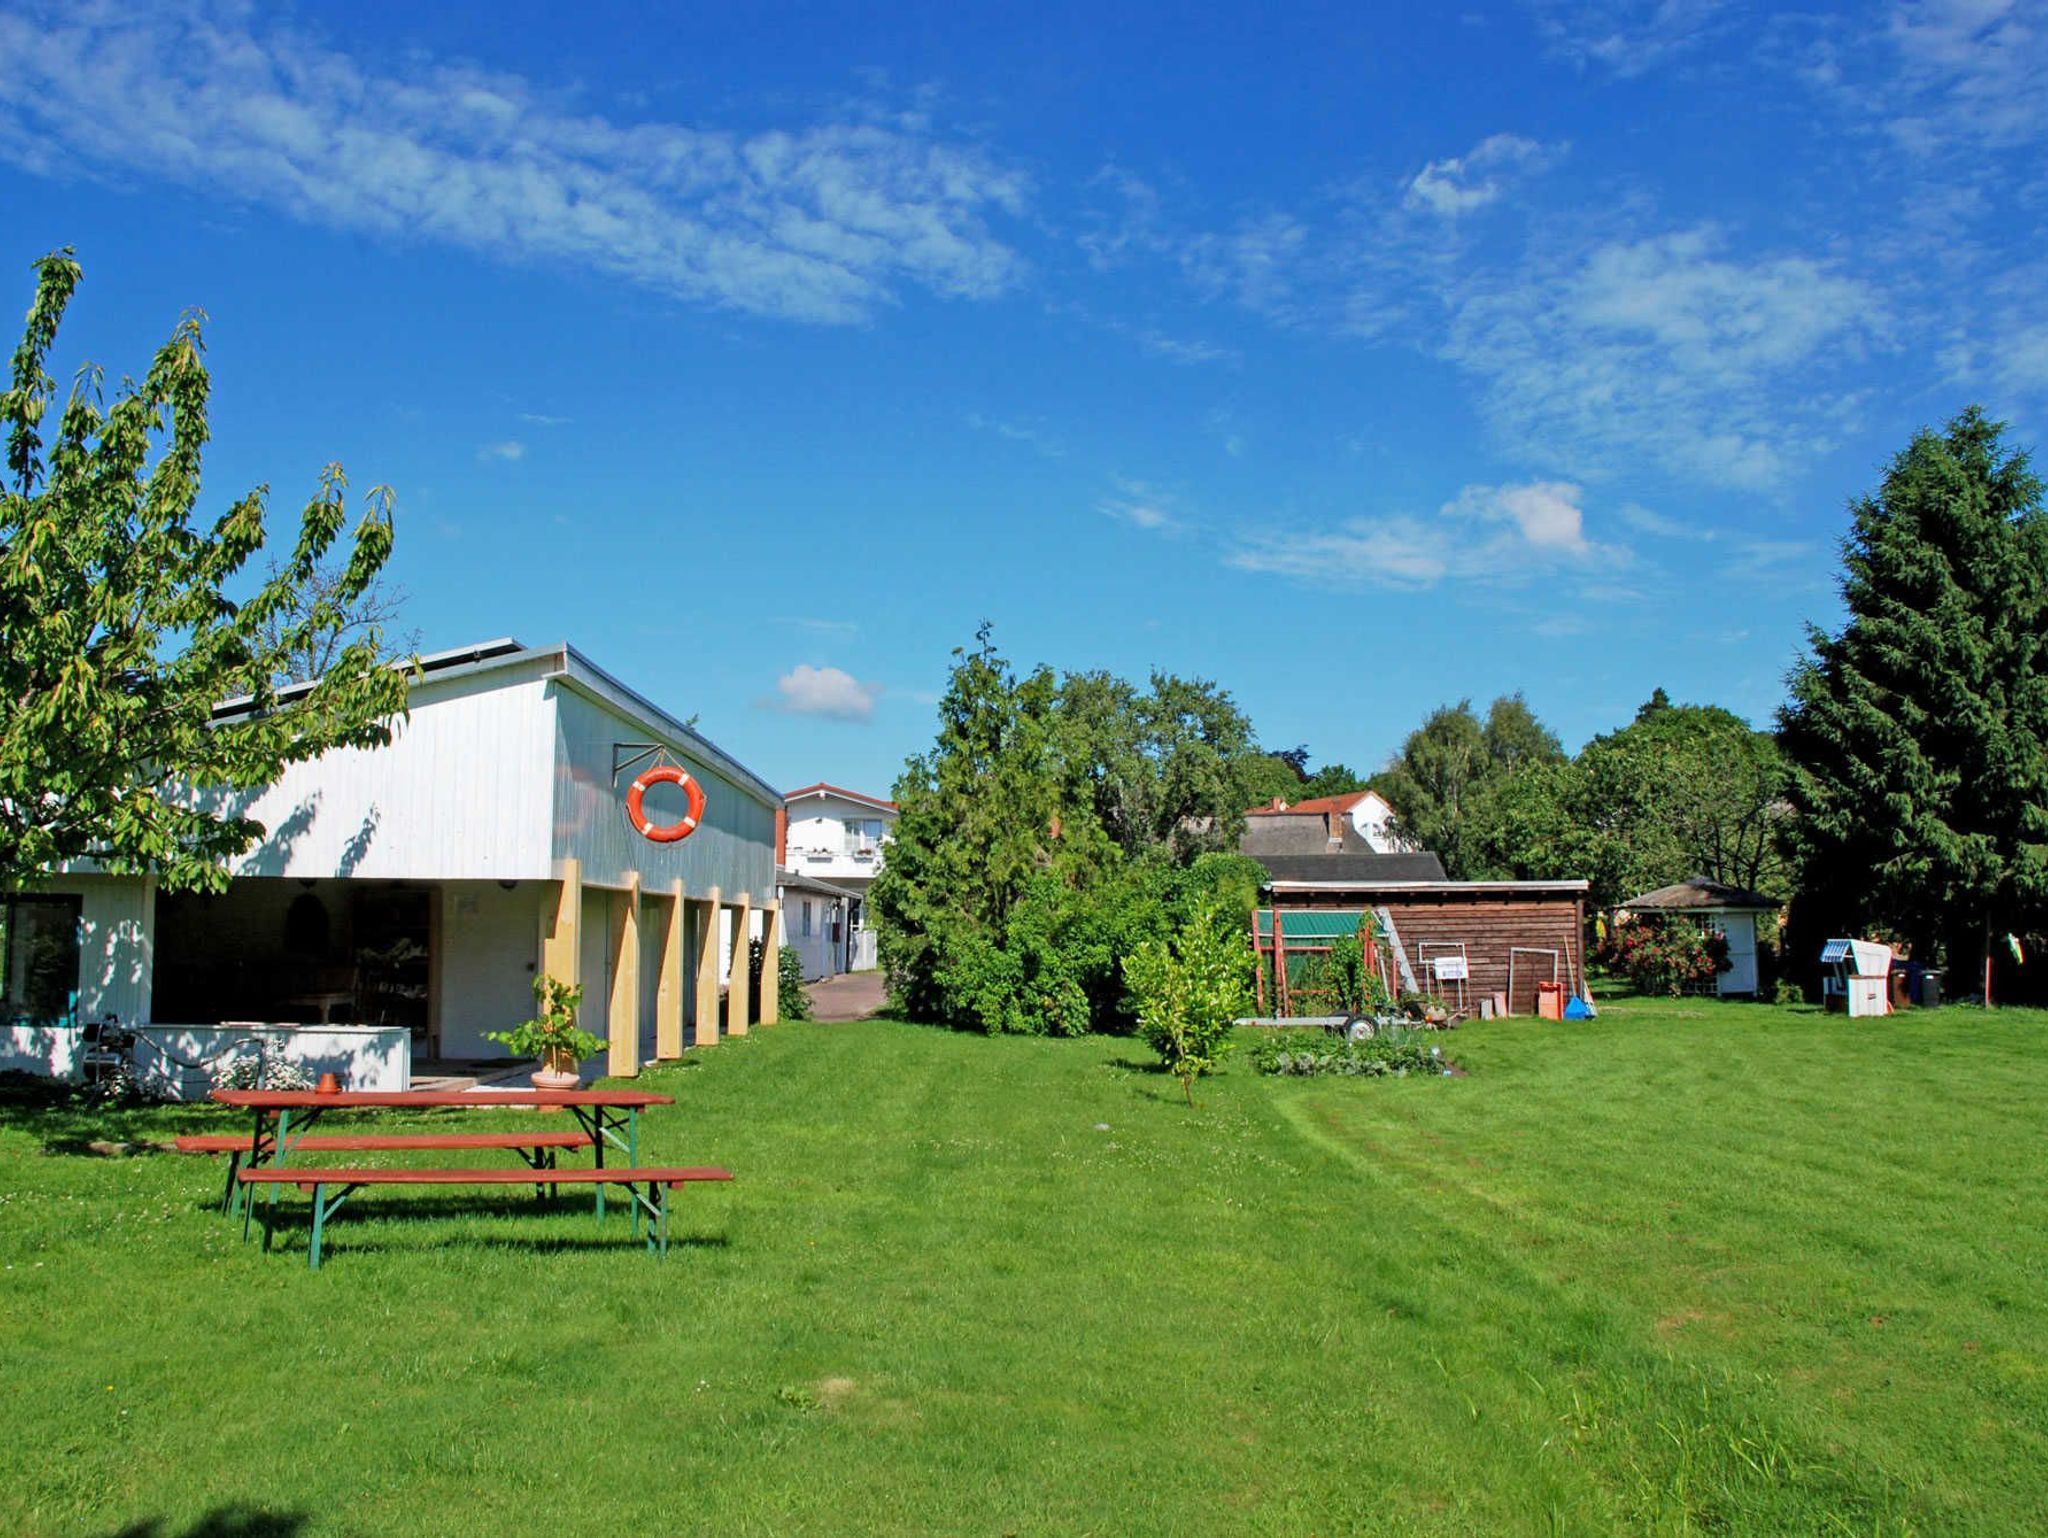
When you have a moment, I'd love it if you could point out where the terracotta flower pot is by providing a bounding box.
[530,1045,581,1092]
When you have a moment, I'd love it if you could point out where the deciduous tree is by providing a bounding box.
[0,251,411,892]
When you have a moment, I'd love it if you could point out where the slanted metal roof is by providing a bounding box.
[1254,910,1370,941]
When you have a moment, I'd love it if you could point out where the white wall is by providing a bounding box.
[34,875,156,1023]
[782,792,895,883]
[437,882,544,1057]
[780,887,847,981]
[218,661,558,882]
[0,1024,80,1077]
[0,1023,408,1098]
[1347,792,1408,854]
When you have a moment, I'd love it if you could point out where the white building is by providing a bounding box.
[775,783,896,977]
[1243,790,1411,855]
[1617,876,1780,997]
[1,639,785,1094]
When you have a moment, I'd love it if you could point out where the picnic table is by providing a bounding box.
[209,1087,682,1256]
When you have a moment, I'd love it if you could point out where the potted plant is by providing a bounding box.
[486,975,605,1090]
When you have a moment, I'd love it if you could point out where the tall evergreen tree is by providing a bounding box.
[1780,407,2048,993]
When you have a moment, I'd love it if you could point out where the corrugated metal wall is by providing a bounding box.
[550,688,777,900]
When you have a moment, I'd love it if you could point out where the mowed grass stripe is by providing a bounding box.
[2,1002,2044,1534]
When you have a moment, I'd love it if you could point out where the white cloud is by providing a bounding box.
[0,4,1026,324]
[519,412,570,427]
[1097,476,1180,532]
[764,664,878,722]
[1134,328,1239,366]
[1443,480,1592,553]
[965,412,1064,459]
[775,616,861,637]
[478,439,526,463]
[1228,479,1620,590]
[1528,0,1737,77]
[1887,0,2048,150]
[1618,500,1716,539]
[1404,134,1559,217]
[1443,227,1880,487]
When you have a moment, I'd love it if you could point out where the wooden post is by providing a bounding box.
[607,875,641,1078]
[727,893,753,1037]
[759,902,782,1025]
[1273,909,1289,1016]
[1252,910,1266,1014]
[692,887,721,1047]
[539,857,583,1013]
[655,879,685,1059]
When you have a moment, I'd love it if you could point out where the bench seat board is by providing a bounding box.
[238,1166,733,1188]
[177,1131,595,1154]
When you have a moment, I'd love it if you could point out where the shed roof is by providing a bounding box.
[1267,876,1589,896]
[1620,876,1779,913]
[1255,852,1450,885]
[775,867,864,900]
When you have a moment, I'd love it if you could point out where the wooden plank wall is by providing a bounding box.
[1279,893,1582,1015]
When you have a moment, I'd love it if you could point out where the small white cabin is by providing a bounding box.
[1618,876,1781,997]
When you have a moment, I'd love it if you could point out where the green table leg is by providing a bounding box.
[628,1109,641,1239]
[263,1107,292,1233]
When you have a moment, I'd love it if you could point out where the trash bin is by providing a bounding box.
[1920,970,1943,1009]
[1889,969,1913,1010]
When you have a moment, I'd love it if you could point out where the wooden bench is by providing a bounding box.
[177,1130,597,1217]
[237,1165,734,1268]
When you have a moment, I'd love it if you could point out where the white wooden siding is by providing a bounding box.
[32,875,155,1024]
[224,661,557,881]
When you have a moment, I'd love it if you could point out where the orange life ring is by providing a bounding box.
[625,764,706,843]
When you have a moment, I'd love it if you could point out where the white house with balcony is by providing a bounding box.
[776,783,895,978]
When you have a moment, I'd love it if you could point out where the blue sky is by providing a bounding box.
[3,1,2044,796]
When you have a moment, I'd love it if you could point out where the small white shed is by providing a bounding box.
[1618,877,1781,997]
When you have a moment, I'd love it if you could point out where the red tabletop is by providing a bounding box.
[210,1089,675,1109]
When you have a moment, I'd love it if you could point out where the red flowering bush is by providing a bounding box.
[1598,916,1731,997]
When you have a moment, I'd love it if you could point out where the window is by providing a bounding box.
[801,900,813,938]
[0,895,81,1025]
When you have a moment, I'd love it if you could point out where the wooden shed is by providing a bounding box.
[1259,876,1589,1017]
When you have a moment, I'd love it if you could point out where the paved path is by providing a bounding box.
[806,970,887,1022]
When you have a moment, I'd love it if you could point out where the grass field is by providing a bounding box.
[3,996,2045,1537]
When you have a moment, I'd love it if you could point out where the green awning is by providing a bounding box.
[1254,909,1368,941]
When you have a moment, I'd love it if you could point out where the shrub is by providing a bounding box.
[777,946,814,1021]
[1123,899,1252,1105]
[1597,916,1730,997]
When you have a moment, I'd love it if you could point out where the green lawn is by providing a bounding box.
[3,998,2044,1537]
